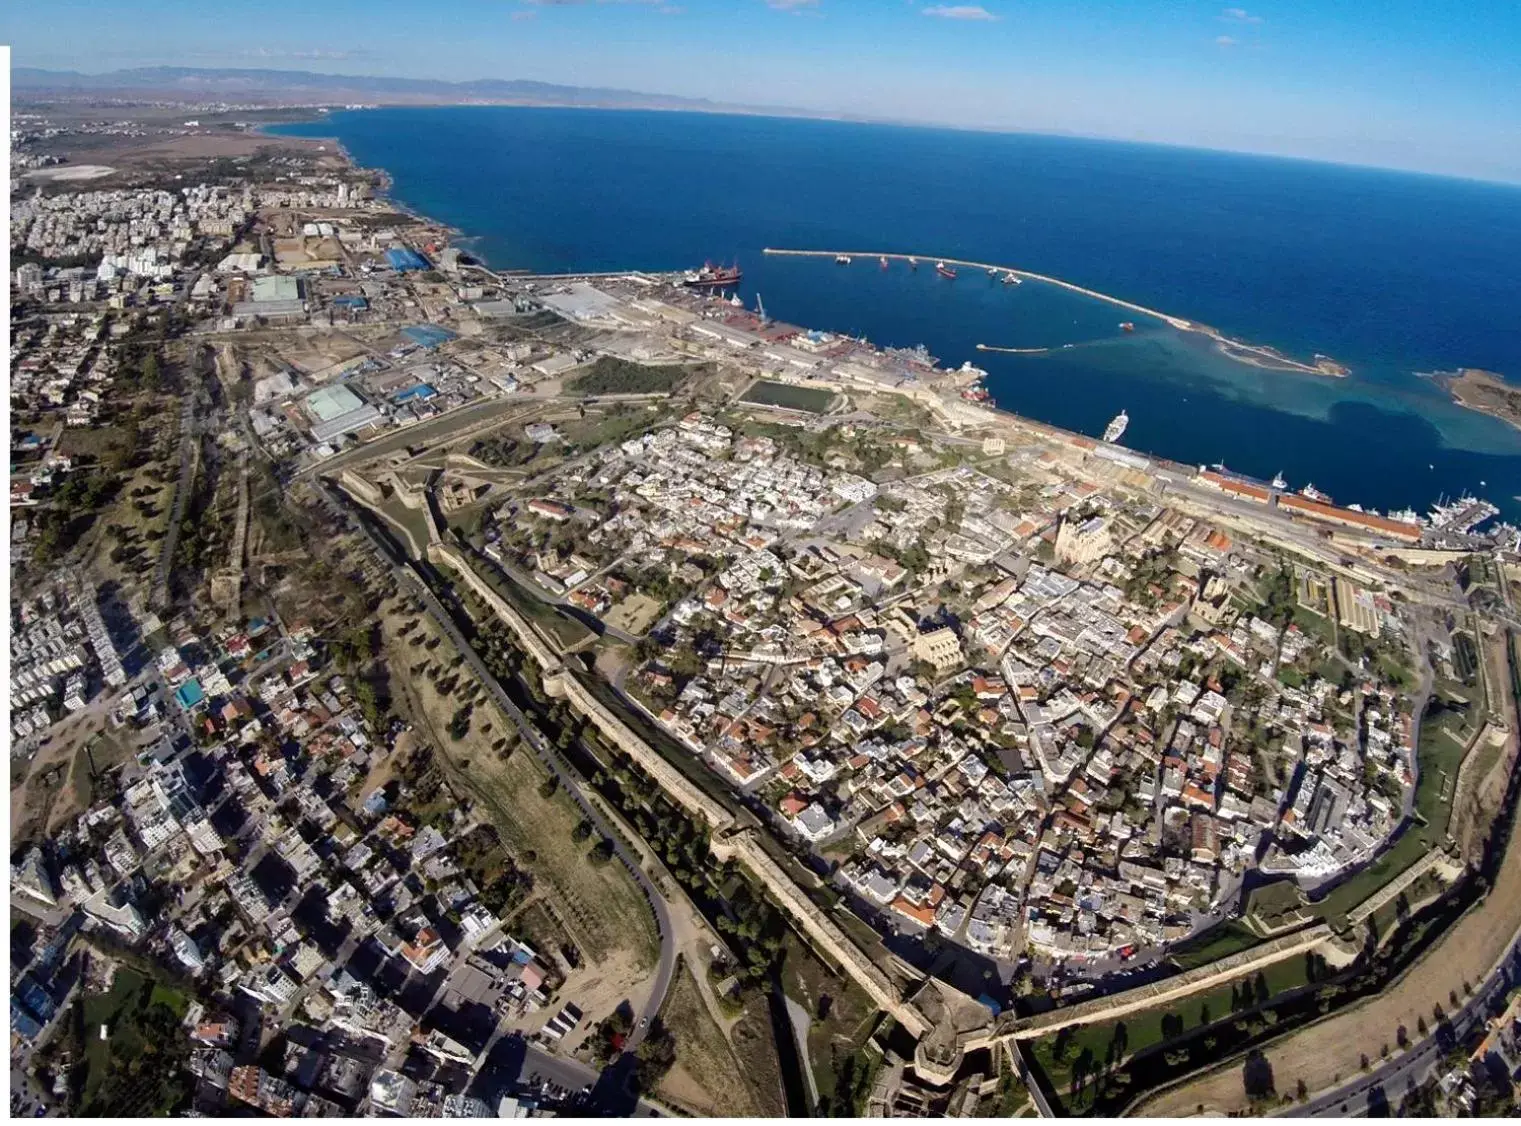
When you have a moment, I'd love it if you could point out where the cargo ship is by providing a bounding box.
[936,261,958,279]
[959,363,993,403]
[683,262,742,288]
[1103,410,1129,444]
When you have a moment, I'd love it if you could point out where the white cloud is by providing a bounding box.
[243,47,365,60]
[923,4,998,20]
[1221,7,1263,23]
[1215,34,1238,47]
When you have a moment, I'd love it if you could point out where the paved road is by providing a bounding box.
[474,1034,661,1116]
[1288,933,1521,1117]
[312,481,677,1054]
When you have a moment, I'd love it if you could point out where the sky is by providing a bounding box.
[8,0,1521,182]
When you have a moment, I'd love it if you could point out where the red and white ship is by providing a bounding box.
[683,262,742,288]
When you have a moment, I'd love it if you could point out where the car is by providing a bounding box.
[639,1017,648,1029]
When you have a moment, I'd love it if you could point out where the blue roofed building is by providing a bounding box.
[385,247,430,272]
[12,998,43,1042]
[402,324,458,349]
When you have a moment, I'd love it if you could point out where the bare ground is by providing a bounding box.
[656,962,771,1117]
[379,600,659,970]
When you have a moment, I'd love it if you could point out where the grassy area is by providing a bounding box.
[1029,955,1316,1110]
[467,555,595,651]
[740,380,836,414]
[1245,879,1310,929]
[656,961,769,1116]
[558,404,667,452]
[781,933,882,1114]
[373,494,433,557]
[76,968,192,1115]
[568,356,694,396]
[1167,920,1266,970]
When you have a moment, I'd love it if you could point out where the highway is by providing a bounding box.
[1287,933,1521,1117]
[310,481,678,1054]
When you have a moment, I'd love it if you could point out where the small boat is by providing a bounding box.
[1271,471,1287,490]
[1002,272,1021,285]
[879,256,889,269]
[835,254,852,265]
[936,262,957,280]
[1119,322,1136,332]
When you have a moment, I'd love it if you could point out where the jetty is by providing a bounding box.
[763,248,1347,378]
[977,344,1050,355]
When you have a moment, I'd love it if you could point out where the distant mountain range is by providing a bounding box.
[12,66,814,118]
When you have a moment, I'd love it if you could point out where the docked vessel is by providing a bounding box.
[1270,471,1287,490]
[1429,494,1499,534]
[1300,484,1333,503]
[1002,271,1022,285]
[835,254,852,265]
[683,262,742,288]
[986,267,999,278]
[879,255,890,269]
[959,363,993,403]
[1103,410,1129,444]
[936,261,957,279]
[908,256,919,269]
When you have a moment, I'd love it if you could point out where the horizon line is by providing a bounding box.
[20,62,1521,189]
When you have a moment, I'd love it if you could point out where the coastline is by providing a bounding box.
[254,120,1349,386]
[256,119,467,244]
[256,124,1517,525]
[1423,367,1521,433]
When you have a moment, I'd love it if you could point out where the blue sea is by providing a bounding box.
[274,107,1521,520]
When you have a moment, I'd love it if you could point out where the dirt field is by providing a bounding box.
[604,593,662,637]
[9,697,129,846]
[656,962,769,1116]
[380,602,659,971]
[1141,723,1521,1114]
